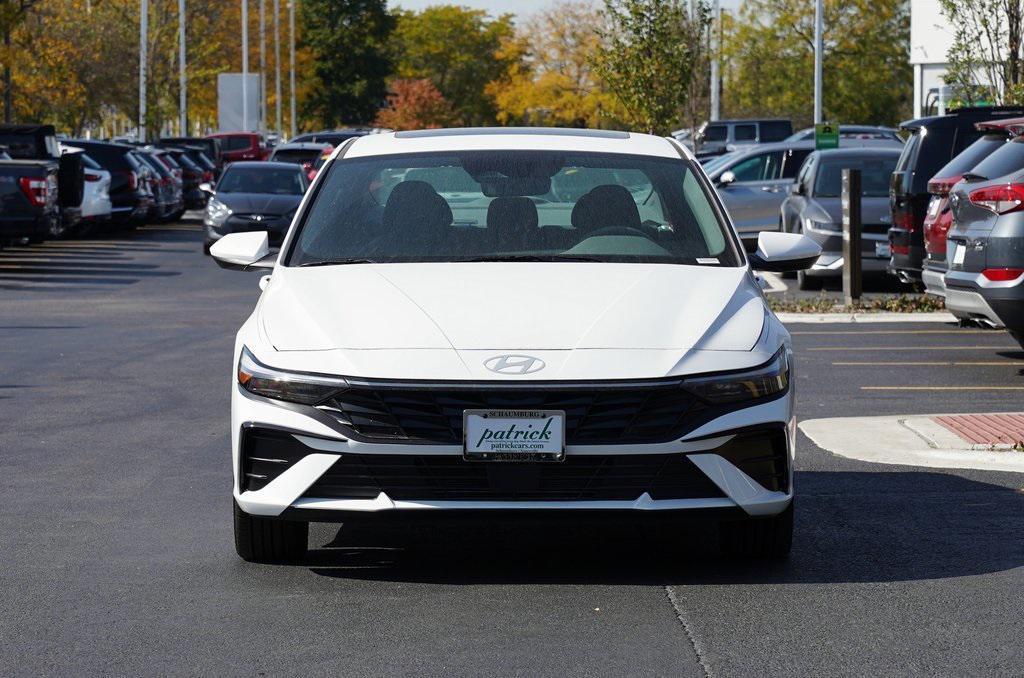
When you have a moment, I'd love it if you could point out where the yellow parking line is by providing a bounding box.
[861,386,1024,391]
[833,361,1022,366]
[806,348,1015,352]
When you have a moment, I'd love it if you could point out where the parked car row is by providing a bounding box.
[883,107,1024,347]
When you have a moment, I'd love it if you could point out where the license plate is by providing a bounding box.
[952,243,966,266]
[463,409,565,462]
[875,242,891,258]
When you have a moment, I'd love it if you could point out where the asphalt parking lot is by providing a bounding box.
[2,222,1023,676]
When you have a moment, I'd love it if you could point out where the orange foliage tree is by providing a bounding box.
[374,78,457,131]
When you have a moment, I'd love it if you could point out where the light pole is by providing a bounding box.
[139,0,148,141]
[274,0,282,134]
[259,0,266,134]
[242,0,249,131]
[289,0,296,139]
[813,0,823,124]
[178,0,187,135]
[709,0,720,121]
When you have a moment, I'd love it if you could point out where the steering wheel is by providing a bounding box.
[586,225,653,239]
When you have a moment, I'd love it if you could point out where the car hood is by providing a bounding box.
[215,192,302,215]
[256,263,769,379]
[808,196,892,225]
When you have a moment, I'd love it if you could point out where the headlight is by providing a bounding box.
[803,217,840,232]
[205,197,232,228]
[237,347,348,405]
[685,349,789,404]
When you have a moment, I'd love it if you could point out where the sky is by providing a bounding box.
[392,0,742,18]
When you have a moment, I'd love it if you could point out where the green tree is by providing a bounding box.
[593,0,710,135]
[0,0,43,122]
[390,5,518,126]
[720,0,910,127]
[300,0,393,127]
[487,0,625,128]
[939,0,1024,106]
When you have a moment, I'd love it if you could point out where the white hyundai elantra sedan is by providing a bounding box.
[211,127,821,563]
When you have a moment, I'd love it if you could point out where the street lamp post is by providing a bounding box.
[179,0,187,135]
[813,0,823,124]
[139,0,148,141]
[274,0,282,134]
[709,0,720,121]
[289,0,296,139]
[259,0,266,135]
[242,0,249,131]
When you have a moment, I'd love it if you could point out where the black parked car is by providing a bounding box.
[160,136,222,174]
[888,106,1024,282]
[66,140,153,226]
[162,147,208,211]
[202,161,308,254]
[781,147,902,290]
[944,135,1024,348]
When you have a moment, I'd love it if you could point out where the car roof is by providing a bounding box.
[224,160,299,170]
[812,147,902,158]
[274,142,331,151]
[345,127,687,160]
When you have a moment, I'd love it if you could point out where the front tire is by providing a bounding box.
[233,501,308,564]
[719,503,793,558]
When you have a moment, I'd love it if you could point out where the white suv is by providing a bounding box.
[211,128,821,563]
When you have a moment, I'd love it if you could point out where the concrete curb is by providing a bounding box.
[777,311,957,324]
[799,414,1024,473]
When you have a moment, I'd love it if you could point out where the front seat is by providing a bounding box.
[570,184,641,236]
[486,197,538,252]
[381,180,453,255]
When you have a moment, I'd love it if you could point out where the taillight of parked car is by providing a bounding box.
[202,171,213,183]
[927,175,962,197]
[18,176,49,206]
[84,172,101,182]
[968,183,1024,214]
[981,267,1024,281]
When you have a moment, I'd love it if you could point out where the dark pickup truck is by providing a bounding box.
[0,158,59,244]
[0,124,84,242]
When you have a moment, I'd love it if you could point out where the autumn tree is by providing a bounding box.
[720,0,911,127]
[939,0,1024,105]
[594,0,710,134]
[390,6,519,126]
[374,78,457,130]
[0,0,43,122]
[299,0,392,127]
[487,1,624,128]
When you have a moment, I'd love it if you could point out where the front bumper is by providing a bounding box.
[231,383,796,520]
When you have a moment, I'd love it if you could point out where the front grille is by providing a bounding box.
[302,453,725,501]
[320,383,710,445]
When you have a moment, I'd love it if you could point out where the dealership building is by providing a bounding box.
[910,0,955,118]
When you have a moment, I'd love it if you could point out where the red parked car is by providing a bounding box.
[206,132,267,164]
[921,117,1024,296]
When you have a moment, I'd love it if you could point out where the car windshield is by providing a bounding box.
[813,155,898,197]
[287,150,739,266]
[218,167,305,195]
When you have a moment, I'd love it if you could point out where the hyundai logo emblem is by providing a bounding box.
[484,354,546,375]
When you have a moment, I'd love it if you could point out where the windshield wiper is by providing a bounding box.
[297,258,378,267]
[463,254,604,263]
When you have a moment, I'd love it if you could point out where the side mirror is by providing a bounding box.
[718,170,736,186]
[209,232,276,270]
[748,231,821,272]
[199,182,214,194]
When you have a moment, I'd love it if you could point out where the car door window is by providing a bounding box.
[734,124,757,142]
[730,151,783,182]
